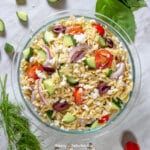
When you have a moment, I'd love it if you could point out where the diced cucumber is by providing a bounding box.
[84,56,96,69]
[0,19,5,32]
[23,48,33,61]
[4,43,14,54]
[99,36,106,47]
[44,31,55,43]
[112,98,124,109]
[46,110,53,119]
[16,11,28,22]
[90,120,99,129]
[62,113,76,123]
[111,102,120,112]
[106,69,113,77]
[63,35,76,47]
[43,79,55,95]
[48,0,59,3]
[37,50,46,61]
[66,76,79,85]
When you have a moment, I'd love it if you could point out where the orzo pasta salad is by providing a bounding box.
[20,16,133,131]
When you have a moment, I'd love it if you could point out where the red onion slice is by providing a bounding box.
[70,44,90,62]
[53,25,66,34]
[97,82,111,95]
[111,62,125,79]
[41,45,52,60]
[37,79,48,105]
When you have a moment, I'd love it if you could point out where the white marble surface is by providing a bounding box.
[0,0,150,149]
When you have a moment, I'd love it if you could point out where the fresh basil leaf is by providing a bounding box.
[119,0,147,11]
[96,0,136,41]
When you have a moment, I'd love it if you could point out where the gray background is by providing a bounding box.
[0,0,150,149]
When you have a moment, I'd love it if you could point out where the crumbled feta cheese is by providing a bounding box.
[90,89,99,99]
[58,33,64,39]
[44,58,55,66]
[29,56,37,63]
[60,76,67,86]
[35,70,46,79]
[74,34,86,43]
[83,84,93,90]
[82,105,89,111]
[107,87,118,95]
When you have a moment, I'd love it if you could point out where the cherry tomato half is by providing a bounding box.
[93,24,105,36]
[27,64,43,80]
[95,50,113,69]
[66,25,84,35]
[99,114,109,124]
[124,141,140,150]
[73,87,83,105]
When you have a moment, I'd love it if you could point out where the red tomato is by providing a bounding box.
[124,141,140,150]
[73,87,83,105]
[99,114,109,124]
[93,24,105,36]
[66,25,84,35]
[27,64,43,80]
[95,50,113,69]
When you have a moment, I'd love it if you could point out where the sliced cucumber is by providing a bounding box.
[0,19,5,32]
[99,36,106,47]
[37,50,46,61]
[84,56,96,69]
[63,35,76,47]
[44,31,55,43]
[110,102,120,112]
[16,11,28,22]
[66,76,79,85]
[90,120,99,129]
[46,110,53,119]
[112,98,124,109]
[106,69,113,77]
[62,113,76,123]
[23,48,33,61]
[48,0,59,3]
[4,43,14,54]
[43,79,55,95]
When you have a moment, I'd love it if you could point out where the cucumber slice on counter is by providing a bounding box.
[48,0,59,3]
[0,19,5,32]
[16,11,28,22]
[23,48,33,61]
[84,56,96,69]
[66,76,79,85]
[44,31,55,43]
[4,43,14,54]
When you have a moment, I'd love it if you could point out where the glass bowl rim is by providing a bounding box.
[11,9,141,135]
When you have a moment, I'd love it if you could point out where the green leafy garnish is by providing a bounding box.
[112,97,124,109]
[119,0,147,11]
[46,110,53,119]
[0,75,41,150]
[96,0,136,41]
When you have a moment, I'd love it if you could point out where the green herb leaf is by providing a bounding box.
[96,0,136,41]
[119,0,147,11]
[0,75,41,150]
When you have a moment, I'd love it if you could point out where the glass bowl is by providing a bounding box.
[11,10,141,135]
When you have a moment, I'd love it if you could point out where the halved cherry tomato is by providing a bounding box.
[27,64,43,80]
[124,141,140,150]
[66,25,84,35]
[95,50,113,69]
[93,24,105,36]
[73,87,83,105]
[98,114,109,124]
